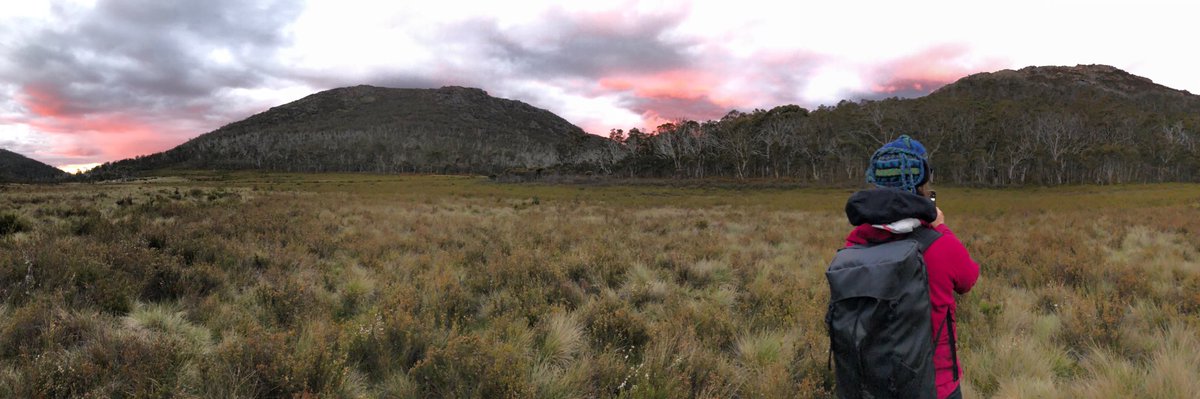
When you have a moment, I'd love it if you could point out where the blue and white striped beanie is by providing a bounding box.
[865,135,930,194]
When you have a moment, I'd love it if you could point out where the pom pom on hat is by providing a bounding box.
[865,135,930,193]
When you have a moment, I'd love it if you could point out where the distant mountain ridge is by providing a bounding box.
[85,64,1200,186]
[931,64,1200,112]
[88,85,611,178]
[943,64,1193,96]
[0,148,67,182]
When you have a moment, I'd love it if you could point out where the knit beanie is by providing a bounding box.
[865,135,930,194]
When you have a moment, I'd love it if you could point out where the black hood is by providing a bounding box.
[845,188,937,226]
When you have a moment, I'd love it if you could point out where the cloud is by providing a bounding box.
[579,49,830,129]
[0,1,1030,165]
[0,132,46,161]
[247,2,716,134]
[448,6,833,131]
[7,0,301,109]
[0,0,304,166]
[599,69,726,122]
[13,81,192,165]
[846,44,1009,101]
[400,5,714,130]
[478,6,697,79]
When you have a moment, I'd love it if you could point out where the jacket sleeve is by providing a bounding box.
[933,224,980,294]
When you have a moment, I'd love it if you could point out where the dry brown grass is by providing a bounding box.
[1,174,1198,398]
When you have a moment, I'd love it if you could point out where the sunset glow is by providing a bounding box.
[57,162,101,174]
[1,0,1198,168]
[599,70,721,101]
[13,84,188,168]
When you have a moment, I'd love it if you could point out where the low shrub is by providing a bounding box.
[408,334,534,398]
[69,211,106,236]
[345,305,430,381]
[255,272,317,327]
[200,328,292,398]
[0,213,29,236]
[581,296,650,353]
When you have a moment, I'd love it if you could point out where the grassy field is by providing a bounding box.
[1,174,1199,398]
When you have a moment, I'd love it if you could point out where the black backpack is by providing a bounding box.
[825,227,946,399]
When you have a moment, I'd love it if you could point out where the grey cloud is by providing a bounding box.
[364,75,447,90]
[0,139,40,158]
[842,77,954,104]
[291,8,708,131]
[428,9,743,129]
[294,72,448,93]
[392,8,696,91]
[2,0,303,120]
[478,9,696,79]
[622,95,727,123]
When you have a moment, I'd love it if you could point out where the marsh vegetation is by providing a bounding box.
[1,174,1198,398]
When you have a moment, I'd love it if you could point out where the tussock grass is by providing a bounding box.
[2,174,1199,397]
[735,330,794,369]
[621,263,672,306]
[124,301,212,354]
[538,311,585,369]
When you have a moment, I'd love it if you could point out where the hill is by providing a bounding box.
[87,85,612,178]
[909,64,1198,184]
[0,148,67,182]
[937,64,1196,100]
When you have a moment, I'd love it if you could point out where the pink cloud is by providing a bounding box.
[15,84,187,165]
[596,69,734,129]
[587,49,828,130]
[863,44,1010,97]
[599,69,719,100]
[19,84,70,118]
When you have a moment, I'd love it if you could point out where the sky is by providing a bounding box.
[1,0,1197,173]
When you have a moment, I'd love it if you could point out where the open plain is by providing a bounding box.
[2,174,1199,398]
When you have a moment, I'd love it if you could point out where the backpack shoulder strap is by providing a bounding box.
[909,227,942,253]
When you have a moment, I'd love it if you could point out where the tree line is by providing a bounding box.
[586,89,1200,186]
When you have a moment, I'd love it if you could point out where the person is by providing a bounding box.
[844,135,980,399]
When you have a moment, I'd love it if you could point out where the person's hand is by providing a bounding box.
[932,207,944,228]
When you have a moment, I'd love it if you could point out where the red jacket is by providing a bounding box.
[845,223,979,398]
